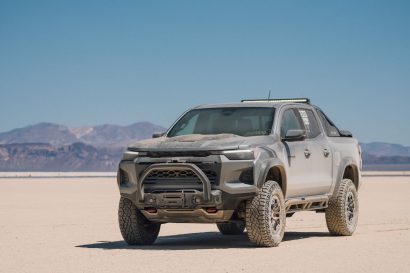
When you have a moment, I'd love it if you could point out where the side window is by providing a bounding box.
[280,109,304,138]
[317,109,340,137]
[298,109,321,139]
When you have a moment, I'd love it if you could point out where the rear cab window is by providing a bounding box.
[316,109,340,137]
[298,108,321,139]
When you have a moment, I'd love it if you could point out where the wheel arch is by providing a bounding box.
[332,158,361,197]
[256,159,287,197]
[343,164,360,190]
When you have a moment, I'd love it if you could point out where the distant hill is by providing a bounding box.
[0,122,410,171]
[77,122,166,147]
[0,122,166,147]
[360,142,410,157]
[360,142,410,171]
[0,122,166,171]
[0,143,122,171]
[0,123,79,146]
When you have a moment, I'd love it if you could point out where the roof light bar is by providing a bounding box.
[241,98,310,104]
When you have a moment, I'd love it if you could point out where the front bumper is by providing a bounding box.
[118,154,258,222]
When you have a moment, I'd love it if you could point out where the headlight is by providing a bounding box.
[122,150,147,161]
[222,149,254,160]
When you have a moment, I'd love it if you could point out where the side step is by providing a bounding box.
[285,195,329,213]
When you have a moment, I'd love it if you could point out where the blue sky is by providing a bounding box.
[0,0,409,145]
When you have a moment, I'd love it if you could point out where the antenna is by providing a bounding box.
[268,90,271,101]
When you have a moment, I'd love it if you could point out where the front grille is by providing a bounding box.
[144,168,217,184]
[142,163,219,193]
[145,169,201,183]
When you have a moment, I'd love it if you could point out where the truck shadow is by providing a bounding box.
[76,231,331,250]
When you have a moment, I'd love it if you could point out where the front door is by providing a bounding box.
[279,108,312,197]
[280,107,333,197]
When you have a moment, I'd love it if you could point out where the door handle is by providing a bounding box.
[304,149,311,158]
[323,148,330,157]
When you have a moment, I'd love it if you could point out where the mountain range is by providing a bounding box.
[0,122,165,147]
[0,122,166,171]
[359,142,410,171]
[0,122,409,171]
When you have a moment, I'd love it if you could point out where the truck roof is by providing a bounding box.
[194,99,310,109]
[194,102,278,109]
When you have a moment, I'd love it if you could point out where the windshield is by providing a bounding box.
[168,107,275,137]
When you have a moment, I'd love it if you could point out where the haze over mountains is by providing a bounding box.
[361,142,410,171]
[0,122,166,171]
[0,122,409,171]
[0,122,166,147]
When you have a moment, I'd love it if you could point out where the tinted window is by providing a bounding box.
[298,109,321,139]
[168,107,275,137]
[280,109,304,138]
[317,109,340,137]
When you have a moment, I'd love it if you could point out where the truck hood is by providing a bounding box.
[128,134,273,151]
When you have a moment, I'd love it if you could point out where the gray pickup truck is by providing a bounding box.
[117,98,361,247]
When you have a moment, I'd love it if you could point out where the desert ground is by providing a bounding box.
[0,175,409,273]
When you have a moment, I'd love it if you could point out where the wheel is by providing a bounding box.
[325,179,359,236]
[118,197,161,245]
[246,181,286,247]
[217,221,245,235]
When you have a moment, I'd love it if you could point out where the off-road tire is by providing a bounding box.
[246,180,286,247]
[118,197,161,245]
[217,221,245,235]
[325,179,359,236]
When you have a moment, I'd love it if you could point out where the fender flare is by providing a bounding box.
[331,157,361,198]
[255,157,287,197]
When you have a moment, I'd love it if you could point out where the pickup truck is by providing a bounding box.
[117,98,361,247]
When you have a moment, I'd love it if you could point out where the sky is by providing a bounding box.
[0,0,409,145]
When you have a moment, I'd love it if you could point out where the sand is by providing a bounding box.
[0,176,409,273]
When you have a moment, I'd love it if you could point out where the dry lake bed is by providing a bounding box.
[1,175,409,273]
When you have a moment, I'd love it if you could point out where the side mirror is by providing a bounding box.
[283,129,306,141]
[339,130,353,137]
[152,132,165,138]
